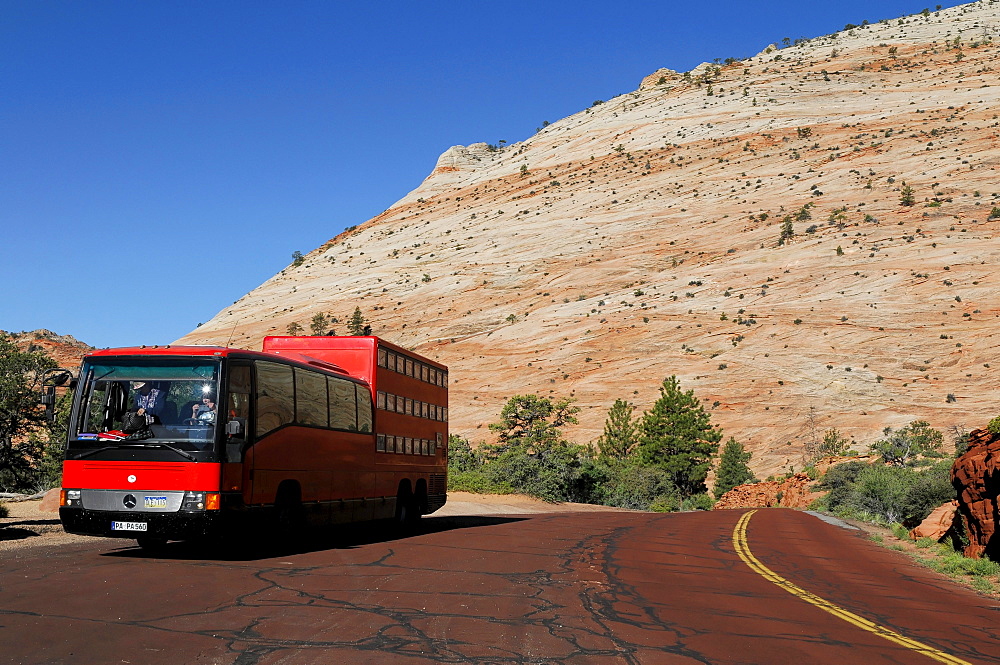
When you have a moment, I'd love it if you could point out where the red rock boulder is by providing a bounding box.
[714,473,815,510]
[909,500,958,542]
[951,428,1000,559]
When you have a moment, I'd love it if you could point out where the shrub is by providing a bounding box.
[448,470,496,494]
[824,460,955,528]
[649,493,681,512]
[900,459,955,524]
[599,461,677,510]
[682,493,715,511]
[816,460,869,506]
[0,502,8,519]
[448,435,481,474]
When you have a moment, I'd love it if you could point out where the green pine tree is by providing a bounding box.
[713,437,756,499]
[597,399,638,460]
[778,216,794,245]
[637,376,723,497]
[309,313,329,336]
[347,307,367,336]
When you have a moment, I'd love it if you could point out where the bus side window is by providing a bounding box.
[329,377,356,431]
[356,384,372,433]
[295,368,328,428]
[256,361,294,437]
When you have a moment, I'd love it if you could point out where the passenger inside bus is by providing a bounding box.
[131,381,167,423]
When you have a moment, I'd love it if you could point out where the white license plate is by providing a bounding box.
[144,496,167,509]
[112,521,147,532]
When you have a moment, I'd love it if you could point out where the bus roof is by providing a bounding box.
[83,345,360,381]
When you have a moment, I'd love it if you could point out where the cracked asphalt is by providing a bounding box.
[1,508,998,664]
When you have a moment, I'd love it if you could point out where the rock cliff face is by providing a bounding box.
[178,3,1000,477]
[951,427,1000,559]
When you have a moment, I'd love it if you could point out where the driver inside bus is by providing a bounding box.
[131,381,166,424]
[191,395,217,424]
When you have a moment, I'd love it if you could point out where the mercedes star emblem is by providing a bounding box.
[123,494,137,509]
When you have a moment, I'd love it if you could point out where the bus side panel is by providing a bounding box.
[247,426,375,507]
[62,460,222,491]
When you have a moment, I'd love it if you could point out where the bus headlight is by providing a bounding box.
[61,489,82,507]
[180,492,220,511]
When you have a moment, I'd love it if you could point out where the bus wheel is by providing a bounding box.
[136,536,168,552]
[395,489,420,527]
[275,485,305,541]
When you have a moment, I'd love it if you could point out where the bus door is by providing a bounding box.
[222,361,253,501]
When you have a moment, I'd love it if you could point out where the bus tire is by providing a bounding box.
[274,483,305,541]
[136,536,168,552]
[394,485,419,527]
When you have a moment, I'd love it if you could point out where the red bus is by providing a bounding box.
[56,336,447,549]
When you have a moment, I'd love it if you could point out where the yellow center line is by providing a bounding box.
[732,510,973,665]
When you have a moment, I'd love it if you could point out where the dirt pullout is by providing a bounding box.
[0,497,105,553]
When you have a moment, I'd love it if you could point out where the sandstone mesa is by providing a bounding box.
[168,2,1000,478]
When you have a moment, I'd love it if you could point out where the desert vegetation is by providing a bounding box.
[0,334,65,494]
[450,377,739,511]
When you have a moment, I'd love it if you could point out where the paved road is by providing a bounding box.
[1,508,997,664]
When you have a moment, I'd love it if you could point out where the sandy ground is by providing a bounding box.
[0,495,102,552]
[0,491,624,552]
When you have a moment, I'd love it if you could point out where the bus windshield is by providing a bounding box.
[69,358,222,458]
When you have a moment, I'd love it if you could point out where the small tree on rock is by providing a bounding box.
[869,420,943,467]
[347,307,368,336]
[309,313,330,336]
[818,428,851,456]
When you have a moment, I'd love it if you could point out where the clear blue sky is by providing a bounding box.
[1,0,963,349]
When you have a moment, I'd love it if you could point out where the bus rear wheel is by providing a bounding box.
[395,488,421,528]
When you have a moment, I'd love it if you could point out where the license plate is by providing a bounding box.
[144,496,167,509]
[112,521,147,532]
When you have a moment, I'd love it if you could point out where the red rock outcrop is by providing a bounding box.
[6,329,93,369]
[909,500,958,542]
[714,473,815,510]
[951,428,1000,559]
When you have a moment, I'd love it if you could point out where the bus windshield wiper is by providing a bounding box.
[73,442,195,461]
[141,442,196,461]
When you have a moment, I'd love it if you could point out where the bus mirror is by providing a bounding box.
[226,420,242,436]
[40,368,75,423]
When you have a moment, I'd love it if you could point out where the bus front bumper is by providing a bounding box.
[59,506,224,541]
